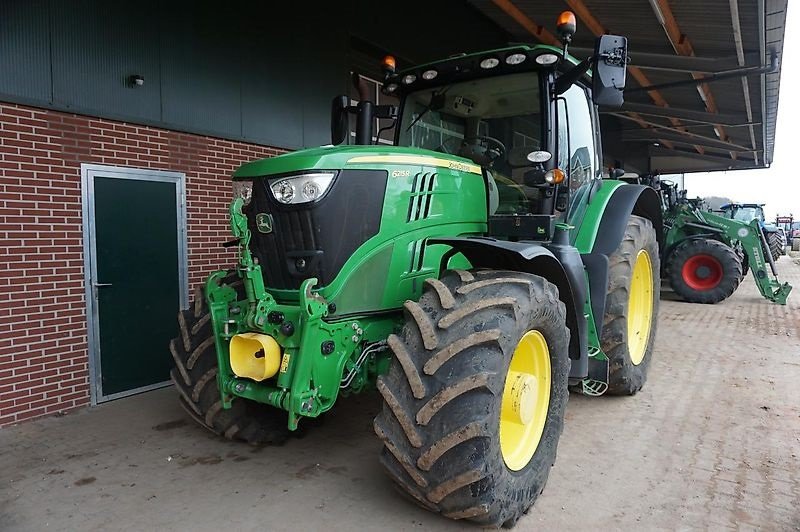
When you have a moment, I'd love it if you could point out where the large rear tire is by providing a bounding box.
[793,238,800,252]
[602,216,660,395]
[170,274,291,445]
[666,238,741,305]
[374,270,570,527]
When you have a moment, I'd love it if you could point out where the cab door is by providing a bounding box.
[555,84,601,240]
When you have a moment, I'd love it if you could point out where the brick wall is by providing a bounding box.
[0,102,283,427]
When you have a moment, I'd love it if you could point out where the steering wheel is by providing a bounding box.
[435,136,460,154]
[477,136,506,162]
[458,135,507,166]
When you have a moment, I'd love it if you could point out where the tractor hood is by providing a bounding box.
[233,145,482,179]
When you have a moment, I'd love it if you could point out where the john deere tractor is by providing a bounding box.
[657,180,791,305]
[170,14,663,526]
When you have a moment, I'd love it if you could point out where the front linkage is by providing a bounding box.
[204,198,392,430]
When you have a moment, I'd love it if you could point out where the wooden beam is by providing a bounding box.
[651,0,733,159]
[490,0,673,148]
[605,102,748,126]
[489,0,560,46]
[623,130,754,152]
[567,48,760,74]
[563,0,703,154]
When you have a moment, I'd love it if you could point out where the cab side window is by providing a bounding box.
[561,84,597,192]
[557,84,599,227]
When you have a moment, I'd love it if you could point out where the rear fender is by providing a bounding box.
[428,237,588,380]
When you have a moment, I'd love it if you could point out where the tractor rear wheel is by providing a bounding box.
[666,238,741,305]
[170,274,291,445]
[793,238,800,252]
[374,270,570,527]
[602,216,660,395]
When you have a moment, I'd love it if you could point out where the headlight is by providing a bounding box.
[232,180,253,205]
[268,172,337,205]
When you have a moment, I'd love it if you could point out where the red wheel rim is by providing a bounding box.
[681,254,724,290]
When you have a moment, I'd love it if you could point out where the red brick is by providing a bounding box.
[0,102,283,427]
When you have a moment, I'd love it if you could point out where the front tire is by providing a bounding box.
[170,274,291,445]
[374,270,570,527]
[602,216,660,395]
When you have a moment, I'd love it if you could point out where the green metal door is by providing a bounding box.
[84,166,187,401]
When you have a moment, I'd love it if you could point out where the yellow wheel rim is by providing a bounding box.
[499,330,551,471]
[627,249,654,366]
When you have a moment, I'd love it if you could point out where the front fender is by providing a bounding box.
[586,183,663,255]
[575,183,663,339]
[428,237,588,381]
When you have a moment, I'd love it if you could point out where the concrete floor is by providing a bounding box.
[3,258,800,531]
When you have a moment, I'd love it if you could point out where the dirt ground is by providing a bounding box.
[2,258,799,531]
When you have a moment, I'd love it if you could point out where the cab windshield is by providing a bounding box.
[396,72,544,214]
[397,72,542,164]
[732,207,763,222]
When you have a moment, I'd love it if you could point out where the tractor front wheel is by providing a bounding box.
[170,274,291,445]
[602,216,661,395]
[666,238,741,305]
[767,231,783,260]
[374,270,570,527]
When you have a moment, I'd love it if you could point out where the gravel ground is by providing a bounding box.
[2,257,799,531]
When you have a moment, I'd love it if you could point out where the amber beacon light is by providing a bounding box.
[556,11,577,43]
[382,55,397,76]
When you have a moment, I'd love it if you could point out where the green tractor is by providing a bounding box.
[170,15,663,526]
[718,202,784,260]
[656,180,791,305]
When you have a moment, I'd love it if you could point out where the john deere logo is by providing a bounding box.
[256,213,273,233]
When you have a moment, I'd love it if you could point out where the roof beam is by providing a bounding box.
[489,0,560,46]
[611,114,753,150]
[562,0,702,154]
[604,102,748,126]
[490,0,674,148]
[567,48,760,74]
[624,130,757,152]
[649,0,734,159]
[729,0,759,164]
[649,147,757,168]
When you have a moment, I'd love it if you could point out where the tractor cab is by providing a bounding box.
[719,202,766,225]
[333,27,628,243]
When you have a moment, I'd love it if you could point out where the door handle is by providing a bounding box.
[93,282,113,288]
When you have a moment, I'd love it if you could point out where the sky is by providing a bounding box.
[682,4,797,222]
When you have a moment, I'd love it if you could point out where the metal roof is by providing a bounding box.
[467,0,787,175]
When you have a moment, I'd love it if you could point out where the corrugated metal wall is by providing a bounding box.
[0,0,507,150]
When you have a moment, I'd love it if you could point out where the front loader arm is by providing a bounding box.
[691,209,791,304]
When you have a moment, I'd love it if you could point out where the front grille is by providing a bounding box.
[244,169,388,290]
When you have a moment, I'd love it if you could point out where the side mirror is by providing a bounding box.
[330,95,349,145]
[592,35,627,107]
